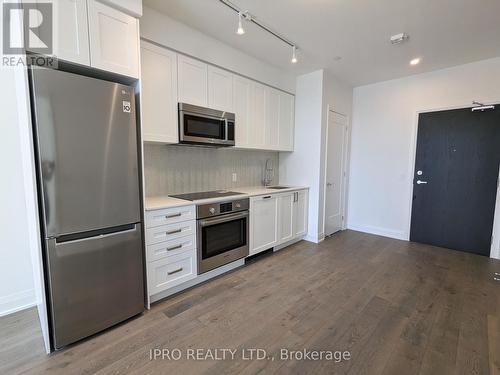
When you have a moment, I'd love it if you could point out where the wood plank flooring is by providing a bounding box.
[1,230,500,374]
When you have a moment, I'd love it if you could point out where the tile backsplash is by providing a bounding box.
[144,144,279,197]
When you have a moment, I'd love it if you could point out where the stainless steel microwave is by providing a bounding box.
[178,103,235,147]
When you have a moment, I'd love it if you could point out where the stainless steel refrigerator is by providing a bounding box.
[30,68,144,350]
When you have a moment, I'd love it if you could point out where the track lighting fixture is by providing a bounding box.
[236,12,245,35]
[291,46,297,64]
[220,0,299,64]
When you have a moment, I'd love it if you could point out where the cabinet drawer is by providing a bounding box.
[147,251,197,295]
[146,235,196,262]
[146,221,196,245]
[146,206,196,228]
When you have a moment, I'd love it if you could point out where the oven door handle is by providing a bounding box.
[199,211,249,227]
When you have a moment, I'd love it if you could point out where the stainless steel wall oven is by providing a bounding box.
[197,198,249,273]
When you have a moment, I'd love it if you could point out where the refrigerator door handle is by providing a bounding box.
[55,223,138,244]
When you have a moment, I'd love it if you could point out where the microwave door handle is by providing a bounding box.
[224,118,228,141]
[199,211,249,227]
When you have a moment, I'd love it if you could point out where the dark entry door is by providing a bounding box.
[410,107,500,256]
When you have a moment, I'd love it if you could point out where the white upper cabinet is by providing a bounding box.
[51,0,90,65]
[141,50,295,150]
[249,82,266,148]
[233,76,252,148]
[141,42,178,144]
[177,55,208,107]
[208,66,233,112]
[265,87,280,150]
[87,0,139,78]
[98,0,142,17]
[279,92,295,151]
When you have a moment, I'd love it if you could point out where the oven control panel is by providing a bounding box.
[197,198,249,219]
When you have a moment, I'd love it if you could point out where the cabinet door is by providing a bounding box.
[278,193,294,244]
[279,92,295,151]
[265,87,280,150]
[98,0,142,17]
[250,195,278,255]
[233,76,252,148]
[208,66,233,112]
[177,55,208,106]
[249,82,266,148]
[293,190,308,238]
[140,42,178,143]
[87,0,139,78]
[28,0,90,66]
[54,0,90,65]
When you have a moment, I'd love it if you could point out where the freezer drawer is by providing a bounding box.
[46,224,144,349]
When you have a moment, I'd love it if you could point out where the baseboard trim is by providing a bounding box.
[347,223,407,241]
[304,233,325,243]
[0,289,36,317]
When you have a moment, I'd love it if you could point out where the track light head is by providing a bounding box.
[291,46,298,64]
[236,12,245,35]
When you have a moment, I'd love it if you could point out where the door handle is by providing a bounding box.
[416,180,428,185]
[327,182,333,187]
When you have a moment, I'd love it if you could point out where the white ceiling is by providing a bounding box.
[144,0,500,87]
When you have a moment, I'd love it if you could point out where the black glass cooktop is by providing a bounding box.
[170,190,243,201]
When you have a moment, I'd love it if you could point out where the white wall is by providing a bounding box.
[280,70,353,242]
[0,68,36,316]
[348,57,500,259]
[140,6,296,93]
[279,70,324,241]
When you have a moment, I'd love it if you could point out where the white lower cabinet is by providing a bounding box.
[147,251,197,295]
[249,195,279,255]
[145,205,197,300]
[293,190,308,237]
[278,192,295,243]
[250,189,308,256]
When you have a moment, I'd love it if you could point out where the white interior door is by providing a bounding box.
[324,111,348,236]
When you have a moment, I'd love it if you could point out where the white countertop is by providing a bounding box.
[145,185,309,211]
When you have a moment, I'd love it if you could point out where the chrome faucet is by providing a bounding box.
[263,158,274,187]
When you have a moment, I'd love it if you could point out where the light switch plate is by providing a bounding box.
[232,173,237,182]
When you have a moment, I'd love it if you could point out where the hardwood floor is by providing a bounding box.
[1,230,500,374]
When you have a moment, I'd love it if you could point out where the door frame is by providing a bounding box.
[406,100,500,259]
[323,107,350,236]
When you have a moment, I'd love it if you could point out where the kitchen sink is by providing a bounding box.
[267,186,290,190]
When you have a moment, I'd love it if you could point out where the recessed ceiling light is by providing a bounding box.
[410,58,421,66]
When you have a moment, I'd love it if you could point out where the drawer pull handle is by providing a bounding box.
[167,244,183,251]
[166,229,182,235]
[165,213,182,218]
[167,267,183,275]
[263,196,272,199]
